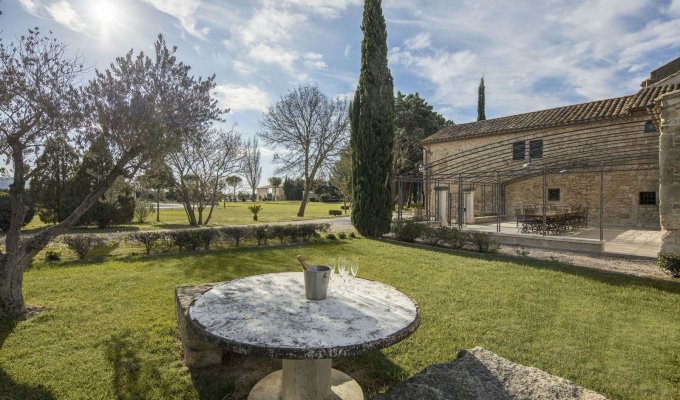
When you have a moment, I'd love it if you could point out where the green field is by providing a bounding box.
[1,239,679,400]
[24,201,349,232]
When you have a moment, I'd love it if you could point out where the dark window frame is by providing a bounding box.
[644,121,656,133]
[529,139,543,159]
[548,188,560,202]
[639,191,657,205]
[512,141,525,160]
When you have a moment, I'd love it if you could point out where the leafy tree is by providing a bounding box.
[225,175,242,203]
[259,84,348,217]
[393,92,449,205]
[283,177,304,201]
[0,32,221,318]
[168,128,242,225]
[268,176,282,201]
[27,137,80,224]
[0,195,34,232]
[139,160,173,222]
[330,146,352,210]
[241,138,262,201]
[478,76,486,121]
[350,0,395,237]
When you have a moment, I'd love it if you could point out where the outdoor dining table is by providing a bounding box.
[188,272,421,400]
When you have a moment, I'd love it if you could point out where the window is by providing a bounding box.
[644,121,656,133]
[548,188,560,201]
[639,192,656,205]
[512,141,525,160]
[529,139,543,159]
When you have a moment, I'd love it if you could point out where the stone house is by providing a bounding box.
[420,57,680,229]
[255,184,285,201]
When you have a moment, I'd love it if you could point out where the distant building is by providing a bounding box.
[255,184,285,201]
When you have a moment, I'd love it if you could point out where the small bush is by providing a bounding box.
[328,210,342,216]
[168,230,204,251]
[270,225,289,243]
[297,224,319,242]
[469,232,498,253]
[659,252,680,277]
[392,220,424,243]
[349,231,357,239]
[326,233,337,240]
[60,234,107,259]
[44,249,61,262]
[127,231,164,255]
[134,200,153,223]
[252,225,269,245]
[421,226,448,247]
[197,228,221,250]
[341,205,351,210]
[443,227,469,249]
[248,205,263,221]
[338,232,347,239]
[220,226,251,247]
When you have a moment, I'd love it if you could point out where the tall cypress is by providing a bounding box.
[477,76,486,121]
[350,0,395,237]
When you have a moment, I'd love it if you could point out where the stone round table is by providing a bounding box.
[188,272,420,400]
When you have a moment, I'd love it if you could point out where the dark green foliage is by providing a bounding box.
[658,252,680,277]
[296,224,319,242]
[421,225,449,247]
[60,234,107,259]
[350,0,395,237]
[44,250,62,262]
[338,232,347,239]
[252,226,269,246]
[391,220,424,243]
[329,210,342,216]
[28,137,80,224]
[469,231,497,253]
[270,225,289,243]
[444,227,469,249]
[0,195,34,232]
[168,231,203,252]
[248,205,262,221]
[220,226,251,247]
[349,231,357,238]
[478,76,486,121]
[283,178,305,201]
[326,233,337,240]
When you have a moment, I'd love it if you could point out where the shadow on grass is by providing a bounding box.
[334,351,407,397]
[0,321,56,400]
[379,238,680,295]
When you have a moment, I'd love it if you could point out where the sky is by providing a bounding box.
[2,0,680,181]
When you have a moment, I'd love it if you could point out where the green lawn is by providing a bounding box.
[24,201,349,232]
[1,239,679,399]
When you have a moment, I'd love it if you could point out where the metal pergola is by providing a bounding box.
[396,117,660,241]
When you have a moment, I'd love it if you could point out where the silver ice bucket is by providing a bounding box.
[304,265,331,300]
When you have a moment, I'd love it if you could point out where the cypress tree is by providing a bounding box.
[350,0,395,237]
[477,75,486,121]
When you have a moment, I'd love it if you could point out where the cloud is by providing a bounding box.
[248,44,299,72]
[233,60,256,75]
[18,0,86,32]
[237,5,306,46]
[213,84,272,112]
[302,52,328,70]
[141,0,209,39]
[404,32,431,51]
[277,0,362,19]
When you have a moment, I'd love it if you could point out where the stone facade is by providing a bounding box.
[657,90,680,254]
[424,114,661,228]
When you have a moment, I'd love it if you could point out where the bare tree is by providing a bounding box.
[259,84,349,217]
[0,32,221,318]
[168,128,242,225]
[241,137,262,201]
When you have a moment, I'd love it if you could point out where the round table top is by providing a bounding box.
[188,272,420,359]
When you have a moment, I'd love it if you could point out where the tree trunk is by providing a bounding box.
[298,185,312,217]
[155,186,161,222]
[0,255,27,318]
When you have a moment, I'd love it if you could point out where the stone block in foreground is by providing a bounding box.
[175,283,223,368]
[373,347,606,400]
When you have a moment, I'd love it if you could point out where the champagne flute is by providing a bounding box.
[327,258,336,289]
[350,257,359,289]
[338,257,347,293]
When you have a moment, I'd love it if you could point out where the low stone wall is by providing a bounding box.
[482,231,605,253]
[175,283,223,368]
[373,347,606,400]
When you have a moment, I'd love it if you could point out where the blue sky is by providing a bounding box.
[2,0,680,180]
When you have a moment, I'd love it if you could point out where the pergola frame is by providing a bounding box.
[396,117,660,241]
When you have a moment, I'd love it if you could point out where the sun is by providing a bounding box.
[90,0,121,34]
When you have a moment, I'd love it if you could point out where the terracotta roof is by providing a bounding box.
[423,83,680,144]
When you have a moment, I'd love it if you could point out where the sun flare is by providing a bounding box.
[90,0,120,33]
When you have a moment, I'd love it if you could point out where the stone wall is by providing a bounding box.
[424,113,661,228]
[657,90,680,254]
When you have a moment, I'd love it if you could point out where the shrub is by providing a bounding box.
[270,225,289,243]
[285,224,299,242]
[349,231,357,239]
[168,230,203,251]
[658,252,680,277]
[60,234,107,259]
[421,226,447,247]
[134,200,154,223]
[392,220,424,243]
[248,205,263,221]
[44,249,61,262]
[442,227,469,249]
[338,232,347,239]
[469,232,498,253]
[326,233,337,240]
[220,226,250,247]
[252,225,269,245]
[197,228,221,250]
[127,231,164,255]
[341,205,351,210]
[328,210,342,216]
[297,224,319,242]
[0,194,34,232]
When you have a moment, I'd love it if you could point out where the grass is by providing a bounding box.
[1,239,680,399]
[23,201,349,232]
